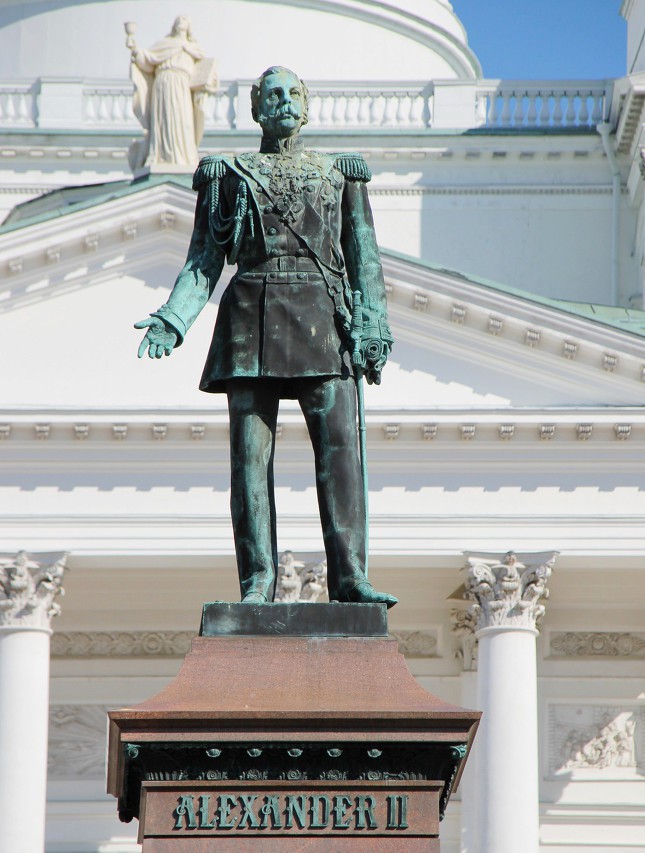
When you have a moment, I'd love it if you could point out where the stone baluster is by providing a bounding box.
[395,92,408,126]
[319,93,333,127]
[345,93,359,126]
[500,92,512,127]
[526,92,538,126]
[0,551,67,853]
[552,94,564,126]
[565,93,577,126]
[463,550,557,853]
[370,94,385,126]
[213,91,228,128]
[357,94,370,125]
[512,91,525,126]
[382,92,398,126]
[591,92,604,124]
[486,91,499,126]
[98,92,110,122]
[111,93,122,123]
[5,91,15,121]
[578,92,590,125]
[331,92,345,126]
[410,93,425,127]
[539,93,551,126]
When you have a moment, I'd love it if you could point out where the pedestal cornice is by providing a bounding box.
[0,550,67,631]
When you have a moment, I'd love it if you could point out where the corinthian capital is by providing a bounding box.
[450,608,478,671]
[0,551,67,630]
[463,550,557,632]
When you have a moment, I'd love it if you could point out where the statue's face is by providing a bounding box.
[257,70,305,139]
[173,16,189,36]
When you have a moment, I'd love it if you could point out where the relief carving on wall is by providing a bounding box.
[548,704,644,777]
[51,630,194,657]
[48,705,111,780]
[550,632,645,658]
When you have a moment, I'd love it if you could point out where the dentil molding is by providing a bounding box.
[0,550,67,629]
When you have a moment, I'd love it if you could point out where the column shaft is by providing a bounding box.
[0,629,52,853]
[0,550,67,853]
[476,627,539,853]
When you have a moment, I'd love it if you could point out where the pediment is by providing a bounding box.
[1,182,644,411]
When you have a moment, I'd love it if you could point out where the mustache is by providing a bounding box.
[276,106,300,118]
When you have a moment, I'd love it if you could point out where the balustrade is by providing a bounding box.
[0,85,36,126]
[83,85,135,127]
[478,80,606,129]
[0,77,610,132]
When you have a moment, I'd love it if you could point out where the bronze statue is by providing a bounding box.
[135,66,397,607]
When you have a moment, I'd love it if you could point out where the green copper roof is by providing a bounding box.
[382,248,645,340]
[0,173,193,233]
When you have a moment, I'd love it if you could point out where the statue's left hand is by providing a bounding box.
[362,340,390,385]
[135,317,178,359]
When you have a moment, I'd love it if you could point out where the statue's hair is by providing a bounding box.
[250,66,309,126]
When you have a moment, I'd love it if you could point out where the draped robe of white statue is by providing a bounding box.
[130,34,209,169]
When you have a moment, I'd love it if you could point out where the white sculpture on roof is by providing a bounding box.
[125,17,217,172]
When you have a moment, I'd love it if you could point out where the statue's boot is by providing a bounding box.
[346,581,398,609]
[241,591,268,604]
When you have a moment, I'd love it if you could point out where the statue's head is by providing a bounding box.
[251,66,309,139]
[170,15,193,39]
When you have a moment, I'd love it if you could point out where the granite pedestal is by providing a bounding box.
[107,603,480,850]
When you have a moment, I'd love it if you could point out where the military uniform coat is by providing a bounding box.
[152,139,392,395]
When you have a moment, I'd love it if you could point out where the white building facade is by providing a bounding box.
[0,1,644,851]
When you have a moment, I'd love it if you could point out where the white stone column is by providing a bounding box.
[463,550,556,853]
[451,608,479,853]
[0,551,67,853]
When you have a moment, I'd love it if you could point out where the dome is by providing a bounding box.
[0,0,482,82]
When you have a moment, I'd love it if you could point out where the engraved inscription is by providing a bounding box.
[173,791,409,831]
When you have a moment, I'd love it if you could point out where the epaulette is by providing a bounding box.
[192,155,228,191]
[334,153,371,183]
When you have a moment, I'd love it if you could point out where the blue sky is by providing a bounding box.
[453,1,627,80]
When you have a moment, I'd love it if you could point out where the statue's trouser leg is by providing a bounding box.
[227,379,279,601]
[297,375,366,600]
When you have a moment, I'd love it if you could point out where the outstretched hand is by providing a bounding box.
[134,317,178,359]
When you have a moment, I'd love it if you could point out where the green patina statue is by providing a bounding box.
[135,66,397,608]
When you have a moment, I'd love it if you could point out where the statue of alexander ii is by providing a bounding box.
[136,66,397,608]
